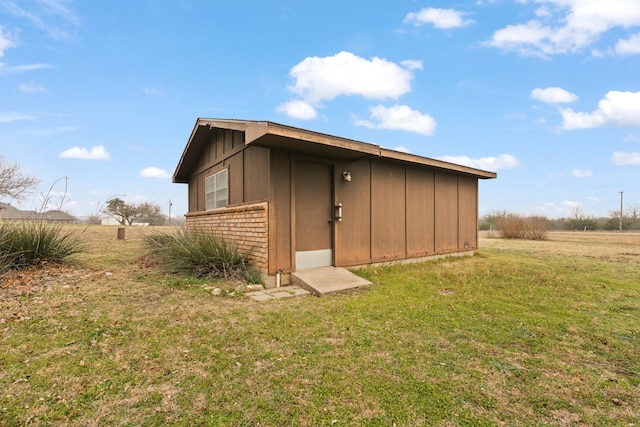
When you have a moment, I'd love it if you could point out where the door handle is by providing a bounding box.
[334,203,343,222]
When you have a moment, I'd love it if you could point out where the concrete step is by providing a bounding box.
[291,267,372,297]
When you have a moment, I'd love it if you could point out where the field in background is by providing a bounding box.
[1,226,639,426]
[481,230,640,259]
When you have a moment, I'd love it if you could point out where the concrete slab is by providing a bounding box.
[291,267,372,297]
[246,286,311,301]
[247,292,275,301]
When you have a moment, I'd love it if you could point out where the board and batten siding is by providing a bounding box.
[334,158,478,267]
[268,150,292,275]
[186,128,269,212]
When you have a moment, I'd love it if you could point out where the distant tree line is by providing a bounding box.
[481,205,640,232]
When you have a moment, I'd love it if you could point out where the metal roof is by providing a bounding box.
[173,118,498,183]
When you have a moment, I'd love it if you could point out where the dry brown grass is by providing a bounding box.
[481,230,640,262]
[1,226,639,426]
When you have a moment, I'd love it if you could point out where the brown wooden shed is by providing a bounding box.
[173,119,496,286]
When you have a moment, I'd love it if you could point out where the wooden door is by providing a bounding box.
[295,160,333,269]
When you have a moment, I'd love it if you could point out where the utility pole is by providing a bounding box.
[619,191,624,232]
[168,199,172,226]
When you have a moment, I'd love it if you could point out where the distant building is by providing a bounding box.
[101,217,121,226]
[0,202,77,224]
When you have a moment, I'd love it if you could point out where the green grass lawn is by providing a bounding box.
[1,228,639,426]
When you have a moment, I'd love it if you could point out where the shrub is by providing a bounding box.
[0,221,83,271]
[495,213,549,241]
[144,228,261,283]
[525,216,551,240]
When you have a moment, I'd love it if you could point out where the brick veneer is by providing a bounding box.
[185,202,269,272]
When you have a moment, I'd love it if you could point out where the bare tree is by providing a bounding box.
[0,156,40,201]
[137,202,166,226]
[86,213,103,225]
[570,205,585,220]
[626,204,640,229]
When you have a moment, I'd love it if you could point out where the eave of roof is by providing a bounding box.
[173,118,497,183]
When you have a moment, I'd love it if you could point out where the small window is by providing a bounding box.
[205,169,228,210]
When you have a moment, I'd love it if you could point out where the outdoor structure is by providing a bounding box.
[0,202,77,224]
[173,119,496,286]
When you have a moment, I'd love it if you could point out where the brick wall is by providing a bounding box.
[185,202,269,272]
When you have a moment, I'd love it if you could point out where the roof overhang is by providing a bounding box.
[173,119,497,183]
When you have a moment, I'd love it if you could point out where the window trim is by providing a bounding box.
[204,168,229,210]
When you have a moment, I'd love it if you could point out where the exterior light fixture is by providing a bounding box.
[342,171,352,182]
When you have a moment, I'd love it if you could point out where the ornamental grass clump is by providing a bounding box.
[0,221,83,271]
[0,226,15,276]
[144,228,260,283]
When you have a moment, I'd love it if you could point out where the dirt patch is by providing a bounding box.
[1,264,108,297]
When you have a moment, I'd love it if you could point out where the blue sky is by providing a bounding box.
[1,0,640,220]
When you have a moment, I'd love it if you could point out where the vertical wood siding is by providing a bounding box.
[334,161,372,266]
[243,146,269,202]
[434,172,459,253]
[457,176,478,250]
[371,160,407,261]
[269,150,292,274]
[187,129,272,212]
[227,151,244,206]
[333,159,477,267]
[406,166,436,257]
[188,176,198,213]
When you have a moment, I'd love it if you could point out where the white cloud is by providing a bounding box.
[615,33,640,55]
[530,87,578,103]
[0,63,53,77]
[400,59,423,70]
[404,7,474,29]
[19,82,46,93]
[0,111,34,122]
[587,196,601,202]
[287,51,419,105]
[59,145,110,160]
[612,151,640,165]
[2,0,80,41]
[534,6,552,18]
[30,125,79,137]
[485,20,554,56]
[562,200,583,209]
[560,91,640,129]
[485,0,640,56]
[142,87,166,96]
[354,104,436,136]
[0,26,16,58]
[276,100,317,120]
[623,134,640,143]
[436,153,520,171]
[139,167,170,179]
[572,168,592,178]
